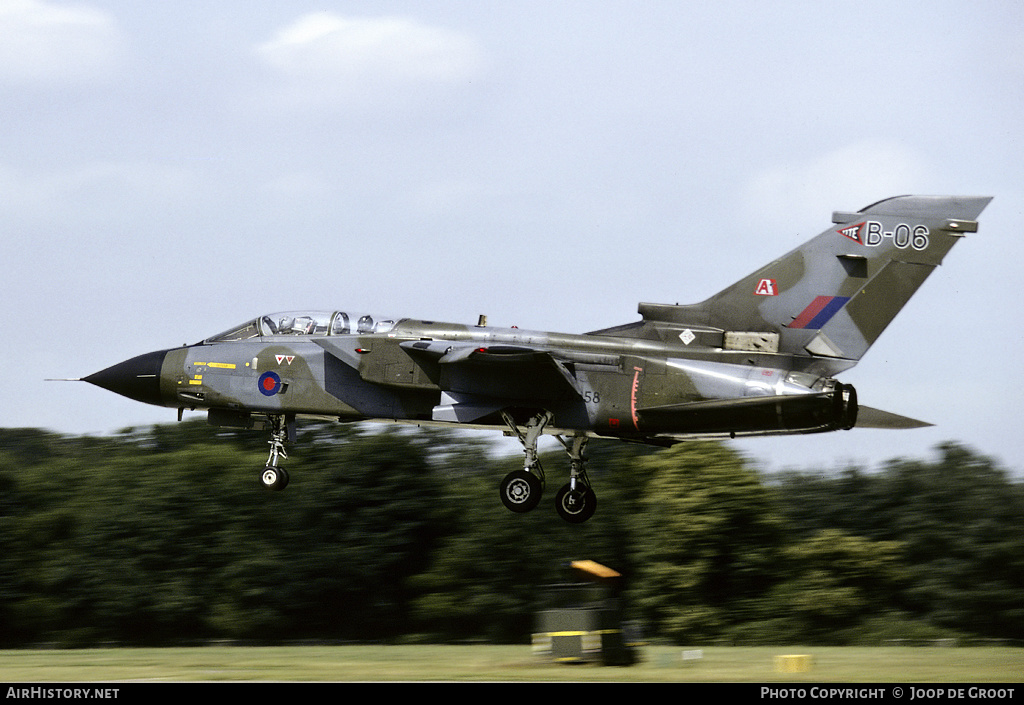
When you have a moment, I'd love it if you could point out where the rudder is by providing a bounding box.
[638,195,992,363]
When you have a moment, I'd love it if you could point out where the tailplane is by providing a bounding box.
[633,195,992,365]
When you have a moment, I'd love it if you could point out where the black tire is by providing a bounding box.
[554,483,596,523]
[260,465,289,491]
[499,470,542,513]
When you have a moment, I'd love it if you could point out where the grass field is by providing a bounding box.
[0,645,1021,682]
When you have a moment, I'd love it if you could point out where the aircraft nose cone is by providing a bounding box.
[84,349,170,406]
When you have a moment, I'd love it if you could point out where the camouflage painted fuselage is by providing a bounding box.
[153,316,849,443]
[87,195,992,445]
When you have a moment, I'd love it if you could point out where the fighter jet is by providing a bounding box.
[83,195,991,522]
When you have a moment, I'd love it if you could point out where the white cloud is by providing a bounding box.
[254,13,484,107]
[0,0,121,85]
[741,142,932,227]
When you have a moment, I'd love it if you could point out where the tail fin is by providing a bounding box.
[638,195,992,364]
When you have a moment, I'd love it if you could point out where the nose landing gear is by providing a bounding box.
[258,414,294,491]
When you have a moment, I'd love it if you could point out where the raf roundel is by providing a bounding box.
[258,371,282,396]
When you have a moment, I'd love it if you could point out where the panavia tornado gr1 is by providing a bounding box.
[83,195,992,522]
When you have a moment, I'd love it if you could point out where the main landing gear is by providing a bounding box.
[253,410,596,523]
[553,434,597,524]
[259,414,294,491]
[498,411,597,524]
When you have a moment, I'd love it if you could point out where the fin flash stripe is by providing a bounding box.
[789,296,851,329]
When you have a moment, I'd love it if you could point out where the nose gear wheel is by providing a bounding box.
[259,414,294,491]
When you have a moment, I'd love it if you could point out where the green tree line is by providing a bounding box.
[0,422,1020,646]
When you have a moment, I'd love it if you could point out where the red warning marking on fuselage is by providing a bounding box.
[630,366,643,431]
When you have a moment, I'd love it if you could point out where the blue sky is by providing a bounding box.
[4,1,1021,474]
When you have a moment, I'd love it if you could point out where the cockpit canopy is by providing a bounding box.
[205,310,397,343]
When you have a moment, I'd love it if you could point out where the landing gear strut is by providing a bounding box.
[498,411,549,513]
[259,414,294,491]
[553,434,596,524]
[498,412,598,523]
